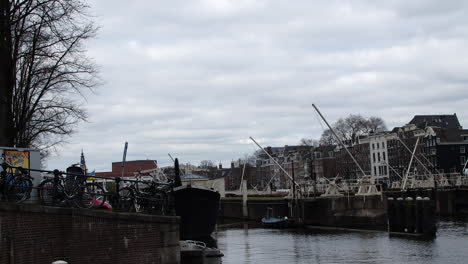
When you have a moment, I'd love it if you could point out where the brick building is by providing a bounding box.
[95,159,158,178]
[334,138,371,180]
[223,163,257,191]
[311,145,337,180]
[255,145,313,189]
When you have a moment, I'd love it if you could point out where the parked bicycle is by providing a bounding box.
[38,167,106,209]
[114,176,173,215]
[0,157,33,203]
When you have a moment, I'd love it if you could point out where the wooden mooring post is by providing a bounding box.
[387,195,436,237]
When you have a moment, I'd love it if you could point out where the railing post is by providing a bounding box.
[114,177,121,210]
[1,162,7,200]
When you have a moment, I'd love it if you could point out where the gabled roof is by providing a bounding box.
[409,114,461,129]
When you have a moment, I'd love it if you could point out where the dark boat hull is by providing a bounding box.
[173,186,220,244]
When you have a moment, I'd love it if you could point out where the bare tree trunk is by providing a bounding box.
[0,0,13,147]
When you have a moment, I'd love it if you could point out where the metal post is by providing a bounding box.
[402,137,419,191]
[291,160,296,218]
[114,177,121,210]
[397,137,432,175]
[121,142,128,178]
[242,180,248,219]
[168,153,175,162]
[239,163,246,192]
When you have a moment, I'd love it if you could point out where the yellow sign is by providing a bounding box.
[4,150,30,172]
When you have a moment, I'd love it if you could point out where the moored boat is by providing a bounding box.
[261,206,291,228]
[172,158,221,247]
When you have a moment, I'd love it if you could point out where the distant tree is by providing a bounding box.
[299,138,319,147]
[319,114,387,146]
[199,160,217,169]
[365,116,387,133]
[319,129,336,146]
[242,150,262,166]
[2,0,99,152]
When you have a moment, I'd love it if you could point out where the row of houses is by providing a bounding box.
[91,114,468,192]
[226,114,468,191]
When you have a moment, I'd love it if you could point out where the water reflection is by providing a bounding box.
[217,221,467,264]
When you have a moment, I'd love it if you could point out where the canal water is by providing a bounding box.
[217,220,468,264]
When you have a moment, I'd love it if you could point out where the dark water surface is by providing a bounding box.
[217,220,468,264]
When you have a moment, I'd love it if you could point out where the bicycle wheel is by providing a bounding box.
[156,191,169,215]
[75,182,106,209]
[38,179,66,206]
[116,187,135,212]
[145,191,168,215]
[6,176,33,203]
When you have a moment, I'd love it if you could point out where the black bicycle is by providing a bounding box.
[116,177,172,215]
[0,161,34,203]
[38,169,106,209]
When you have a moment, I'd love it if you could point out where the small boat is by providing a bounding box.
[180,240,223,264]
[261,207,291,228]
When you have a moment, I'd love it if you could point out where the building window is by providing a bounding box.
[431,148,436,155]
[378,152,381,162]
[383,152,386,161]
[382,141,385,149]
[372,143,375,150]
[461,156,466,166]
[373,153,376,162]
[374,166,377,175]
[461,146,465,154]
[377,142,380,149]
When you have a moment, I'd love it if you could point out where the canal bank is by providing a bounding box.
[219,189,468,230]
[0,202,180,264]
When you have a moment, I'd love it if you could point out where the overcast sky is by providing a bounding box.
[46,0,468,172]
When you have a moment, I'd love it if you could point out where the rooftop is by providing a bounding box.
[409,114,461,129]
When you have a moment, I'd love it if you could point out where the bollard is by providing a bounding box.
[387,197,396,232]
[405,197,415,233]
[395,197,405,233]
[422,197,437,236]
[415,197,424,233]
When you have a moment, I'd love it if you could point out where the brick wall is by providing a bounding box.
[0,203,180,264]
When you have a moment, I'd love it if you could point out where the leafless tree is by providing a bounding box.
[0,0,14,146]
[242,150,262,166]
[319,129,336,146]
[299,138,319,147]
[199,160,217,169]
[2,0,98,151]
[319,114,387,146]
[365,116,387,133]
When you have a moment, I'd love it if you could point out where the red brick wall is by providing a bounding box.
[0,203,180,264]
[96,160,158,178]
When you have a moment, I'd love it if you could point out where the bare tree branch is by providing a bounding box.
[5,0,99,153]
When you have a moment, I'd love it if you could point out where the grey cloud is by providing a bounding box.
[47,0,468,171]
